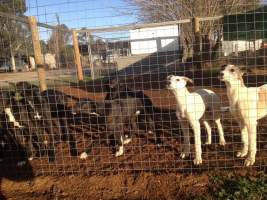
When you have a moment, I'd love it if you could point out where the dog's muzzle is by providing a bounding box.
[218,72,224,80]
[166,81,171,89]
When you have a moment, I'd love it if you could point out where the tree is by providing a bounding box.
[127,0,260,65]
[0,0,31,71]
[47,24,71,66]
[78,27,94,45]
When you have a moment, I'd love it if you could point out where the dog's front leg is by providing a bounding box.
[115,135,124,157]
[237,122,248,158]
[189,120,202,165]
[4,108,23,128]
[179,118,190,159]
[215,118,226,146]
[244,121,257,166]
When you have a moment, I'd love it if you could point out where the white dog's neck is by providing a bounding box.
[171,87,190,111]
[226,79,246,94]
[226,79,246,105]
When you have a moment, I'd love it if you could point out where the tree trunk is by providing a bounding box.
[202,35,211,62]
[10,51,16,72]
[182,44,188,62]
[192,17,202,70]
[211,38,221,60]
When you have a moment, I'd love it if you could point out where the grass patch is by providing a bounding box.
[200,172,267,200]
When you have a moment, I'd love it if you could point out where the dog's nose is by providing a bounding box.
[218,72,224,80]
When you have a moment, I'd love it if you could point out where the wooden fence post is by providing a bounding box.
[28,16,47,91]
[72,30,84,81]
[192,17,202,69]
[86,32,95,80]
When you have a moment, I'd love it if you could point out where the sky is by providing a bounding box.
[25,0,140,41]
[25,0,267,41]
[25,0,139,29]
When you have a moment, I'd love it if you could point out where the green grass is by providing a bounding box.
[196,172,267,200]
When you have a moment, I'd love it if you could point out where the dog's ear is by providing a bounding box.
[14,92,23,101]
[239,65,251,76]
[183,77,194,85]
[109,78,120,89]
[220,64,228,71]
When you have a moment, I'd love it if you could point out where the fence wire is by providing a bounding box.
[0,0,266,176]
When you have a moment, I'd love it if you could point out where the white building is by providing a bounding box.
[222,39,263,56]
[129,25,180,55]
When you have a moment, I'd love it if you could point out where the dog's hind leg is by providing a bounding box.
[203,120,212,145]
[215,118,226,146]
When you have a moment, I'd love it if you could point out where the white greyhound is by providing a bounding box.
[220,64,267,166]
[167,75,226,165]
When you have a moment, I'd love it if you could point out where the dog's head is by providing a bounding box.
[166,75,194,90]
[15,81,39,98]
[219,64,245,85]
[109,78,120,89]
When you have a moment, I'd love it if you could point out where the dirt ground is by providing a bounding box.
[1,71,267,199]
[1,172,207,200]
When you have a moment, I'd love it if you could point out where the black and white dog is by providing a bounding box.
[104,78,161,144]
[15,81,78,162]
[73,97,143,159]
[0,89,47,165]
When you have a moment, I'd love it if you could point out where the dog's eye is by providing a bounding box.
[176,78,180,81]
[230,68,235,72]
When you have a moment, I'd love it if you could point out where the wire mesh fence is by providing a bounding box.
[0,0,267,176]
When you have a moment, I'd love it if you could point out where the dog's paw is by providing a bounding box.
[28,156,34,161]
[80,152,88,160]
[115,151,123,157]
[219,140,226,146]
[123,138,132,145]
[180,152,189,159]
[236,151,248,158]
[17,160,27,167]
[244,157,255,166]
[205,141,212,145]
[135,110,141,115]
[115,146,124,157]
[193,158,202,165]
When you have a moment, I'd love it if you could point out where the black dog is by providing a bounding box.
[0,90,45,164]
[15,81,78,162]
[104,78,161,144]
[73,97,142,159]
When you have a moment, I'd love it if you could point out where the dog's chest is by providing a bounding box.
[228,88,259,120]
